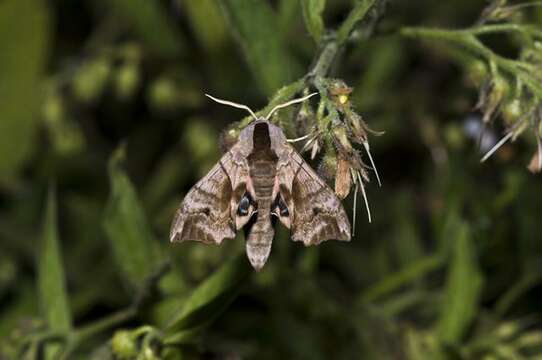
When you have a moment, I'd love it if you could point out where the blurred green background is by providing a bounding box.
[1,0,542,359]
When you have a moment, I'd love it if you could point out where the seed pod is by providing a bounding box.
[334,157,352,199]
[527,149,541,173]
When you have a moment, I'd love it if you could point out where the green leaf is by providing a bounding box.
[300,0,326,43]
[218,0,303,96]
[436,222,484,345]
[182,0,228,53]
[278,0,300,35]
[103,146,160,288]
[37,187,72,333]
[0,0,50,181]
[105,0,184,57]
[166,255,250,335]
[358,254,444,305]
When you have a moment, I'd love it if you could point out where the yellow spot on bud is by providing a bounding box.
[339,94,349,105]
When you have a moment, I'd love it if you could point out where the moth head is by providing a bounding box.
[204,92,318,123]
[235,191,257,230]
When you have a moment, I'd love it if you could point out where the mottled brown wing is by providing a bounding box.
[276,145,351,246]
[170,147,249,245]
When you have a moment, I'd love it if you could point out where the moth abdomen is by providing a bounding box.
[245,216,274,271]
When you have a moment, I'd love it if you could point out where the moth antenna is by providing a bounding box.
[205,94,259,122]
[363,141,382,187]
[356,171,372,223]
[264,92,318,121]
[480,130,514,163]
[287,134,311,143]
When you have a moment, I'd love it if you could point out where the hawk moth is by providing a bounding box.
[170,94,351,270]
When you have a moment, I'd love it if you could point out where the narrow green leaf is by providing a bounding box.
[105,0,184,57]
[37,187,72,333]
[358,254,444,304]
[436,222,484,344]
[218,0,303,95]
[300,0,326,43]
[0,0,50,180]
[103,146,160,288]
[336,0,377,45]
[278,0,300,35]
[182,0,228,53]
[166,255,250,335]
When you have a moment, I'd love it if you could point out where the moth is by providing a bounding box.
[170,93,351,270]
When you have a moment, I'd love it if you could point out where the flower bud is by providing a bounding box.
[112,330,138,359]
[327,79,353,109]
[465,60,487,87]
[501,99,522,126]
[115,61,141,100]
[73,57,111,104]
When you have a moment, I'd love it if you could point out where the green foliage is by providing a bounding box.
[103,146,160,288]
[2,0,542,358]
[106,0,185,57]
[301,0,326,43]
[436,223,483,345]
[37,188,72,334]
[166,255,250,336]
[218,0,303,95]
[0,0,50,181]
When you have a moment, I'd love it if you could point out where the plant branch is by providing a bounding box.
[401,26,542,98]
[337,0,379,45]
[58,262,172,359]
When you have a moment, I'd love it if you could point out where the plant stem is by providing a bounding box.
[401,26,542,98]
[60,307,136,359]
[337,0,379,45]
[358,254,445,304]
[467,23,542,38]
[309,39,339,78]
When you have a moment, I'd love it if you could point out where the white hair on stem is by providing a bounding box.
[352,182,358,236]
[480,130,514,163]
[357,171,372,223]
[480,109,532,163]
[363,141,382,187]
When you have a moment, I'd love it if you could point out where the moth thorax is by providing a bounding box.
[253,122,271,150]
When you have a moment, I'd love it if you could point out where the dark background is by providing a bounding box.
[1,0,541,359]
